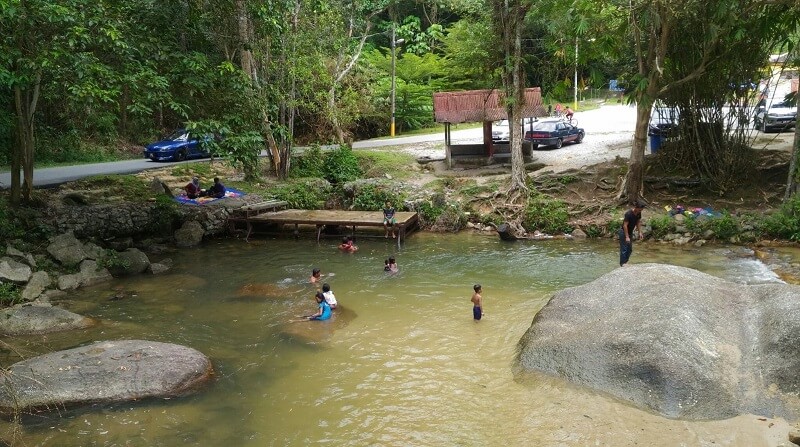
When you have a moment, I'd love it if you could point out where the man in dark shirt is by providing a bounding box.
[619,200,646,266]
[204,177,226,199]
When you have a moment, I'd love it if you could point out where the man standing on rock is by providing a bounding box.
[619,201,646,266]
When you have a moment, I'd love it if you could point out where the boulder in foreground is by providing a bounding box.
[516,263,800,420]
[0,340,213,413]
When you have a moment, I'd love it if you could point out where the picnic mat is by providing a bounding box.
[175,187,244,205]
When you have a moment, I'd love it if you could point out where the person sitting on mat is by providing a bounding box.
[184,177,201,199]
[200,177,226,198]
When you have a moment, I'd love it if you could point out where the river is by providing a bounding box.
[1,234,790,446]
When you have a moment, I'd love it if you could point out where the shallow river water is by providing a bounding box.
[1,234,792,446]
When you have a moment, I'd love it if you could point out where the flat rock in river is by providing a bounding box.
[516,263,800,420]
[0,303,95,335]
[0,340,213,414]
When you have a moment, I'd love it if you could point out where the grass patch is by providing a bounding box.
[69,175,152,202]
[355,150,416,179]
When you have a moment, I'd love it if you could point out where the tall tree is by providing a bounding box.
[618,0,798,204]
[1,0,128,204]
[490,0,530,193]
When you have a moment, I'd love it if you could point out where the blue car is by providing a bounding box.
[144,129,211,162]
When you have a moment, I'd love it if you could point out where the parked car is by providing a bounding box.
[524,119,585,149]
[143,129,211,162]
[491,118,538,143]
[491,120,510,143]
[754,99,797,133]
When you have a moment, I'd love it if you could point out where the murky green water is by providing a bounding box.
[1,234,788,446]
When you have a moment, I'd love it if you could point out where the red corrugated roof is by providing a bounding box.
[433,88,546,123]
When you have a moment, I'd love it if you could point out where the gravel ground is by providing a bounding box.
[390,104,793,174]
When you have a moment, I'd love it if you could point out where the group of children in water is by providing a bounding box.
[298,255,485,322]
[294,201,485,323]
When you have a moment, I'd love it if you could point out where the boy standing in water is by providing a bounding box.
[471,284,484,321]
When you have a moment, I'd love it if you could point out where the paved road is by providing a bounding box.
[0,127,487,189]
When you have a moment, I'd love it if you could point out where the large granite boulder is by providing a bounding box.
[0,340,213,413]
[0,303,95,335]
[0,258,32,284]
[21,271,51,301]
[46,232,88,266]
[174,221,204,247]
[108,248,150,276]
[57,260,112,290]
[516,263,800,421]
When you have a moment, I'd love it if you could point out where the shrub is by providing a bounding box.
[699,212,739,240]
[648,214,675,239]
[0,198,53,246]
[147,196,181,235]
[430,202,468,232]
[98,249,131,271]
[480,212,504,227]
[271,179,331,209]
[763,196,800,241]
[291,145,326,178]
[522,193,572,235]
[0,282,22,307]
[584,224,604,238]
[351,184,405,211]
[323,145,362,185]
[417,202,444,228]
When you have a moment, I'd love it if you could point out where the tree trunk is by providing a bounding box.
[623,103,653,204]
[784,93,800,201]
[12,75,40,204]
[237,0,255,81]
[508,7,527,192]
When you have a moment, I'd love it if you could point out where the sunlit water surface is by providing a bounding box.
[1,234,790,446]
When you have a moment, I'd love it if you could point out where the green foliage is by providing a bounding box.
[764,196,800,241]
[147,196,181,235]
[291,145,326,178]
[648,214,676,239]
[321,146,363,185]
[170,163,214,179]
[583,224,604,238]
[690,212,739,240]
[0,283,23,307]
[350,184,405,211]
[0,197,52,246]
[522,193,573,235]
[271,179,331,209]
[480,212,504,227]
[70,175,152,201]
[417,201,444,228]
[97,249,131,271]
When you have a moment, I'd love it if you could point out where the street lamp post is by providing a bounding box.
[574,37,579,111]
[390,26,404,137]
